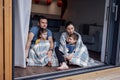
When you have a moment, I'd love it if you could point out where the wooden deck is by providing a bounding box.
[56,67,120,80]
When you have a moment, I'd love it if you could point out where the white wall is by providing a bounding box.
[63,0,105,32]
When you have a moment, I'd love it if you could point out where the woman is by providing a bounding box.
[55,21,94,70]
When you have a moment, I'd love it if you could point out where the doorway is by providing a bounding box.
[14,0,119,79]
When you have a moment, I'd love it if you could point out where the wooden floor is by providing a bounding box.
[14,65,79,78]
[14,51,101,78]
[56,67,120,80]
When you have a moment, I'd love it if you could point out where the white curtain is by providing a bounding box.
[14,0,32,68]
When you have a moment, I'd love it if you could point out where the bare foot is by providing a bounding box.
[57,62,69,70]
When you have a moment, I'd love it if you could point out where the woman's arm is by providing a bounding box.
[59,32,68,56]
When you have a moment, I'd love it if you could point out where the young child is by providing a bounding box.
[66,33,78,54]
[27,28,54,66]
[56,33,79,70]
[35,28,47,44]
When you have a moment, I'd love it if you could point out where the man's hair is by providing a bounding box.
[69,33,78,41]
[65,21,74,29]
[38,15,47,22]
[38,28,47,38]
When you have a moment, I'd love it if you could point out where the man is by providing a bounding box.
[25,16,54,62]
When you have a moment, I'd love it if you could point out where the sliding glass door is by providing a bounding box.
[115,0,120,66]
[104,0,120,65]
[13,0,120,79]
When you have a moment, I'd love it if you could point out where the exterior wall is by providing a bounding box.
[0,0,3,79]
[0,0,12,80]
[4,0,12,79]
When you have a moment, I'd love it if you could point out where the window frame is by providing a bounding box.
[13,0,120,79]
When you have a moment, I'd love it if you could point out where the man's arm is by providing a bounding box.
[47,36,54,57]
[25,32,34,59]
[48,36,54,50]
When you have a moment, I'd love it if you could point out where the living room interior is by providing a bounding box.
[14,0,106,79]
[31,0,105,60]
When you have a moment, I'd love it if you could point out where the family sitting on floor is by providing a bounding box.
[25,16,99,70]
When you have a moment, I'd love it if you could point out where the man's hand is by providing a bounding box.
[66,54,74,60]
[47,50,52,57]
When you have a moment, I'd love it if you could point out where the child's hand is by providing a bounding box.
[66,54,73,60]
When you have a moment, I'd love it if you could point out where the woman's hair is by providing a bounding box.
[65,21,74,29]
[38,28,47,38]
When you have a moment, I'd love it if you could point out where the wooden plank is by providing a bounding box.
[0,0,3,80]
[56,67,120,80]
[4,0,12,80]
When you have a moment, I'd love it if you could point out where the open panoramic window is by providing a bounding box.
[14,0,114,79]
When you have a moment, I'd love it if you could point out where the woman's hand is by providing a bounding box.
[66,54,74,60]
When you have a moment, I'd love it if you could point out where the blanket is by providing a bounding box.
[27,40,58,66]
[59,32,101,67]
